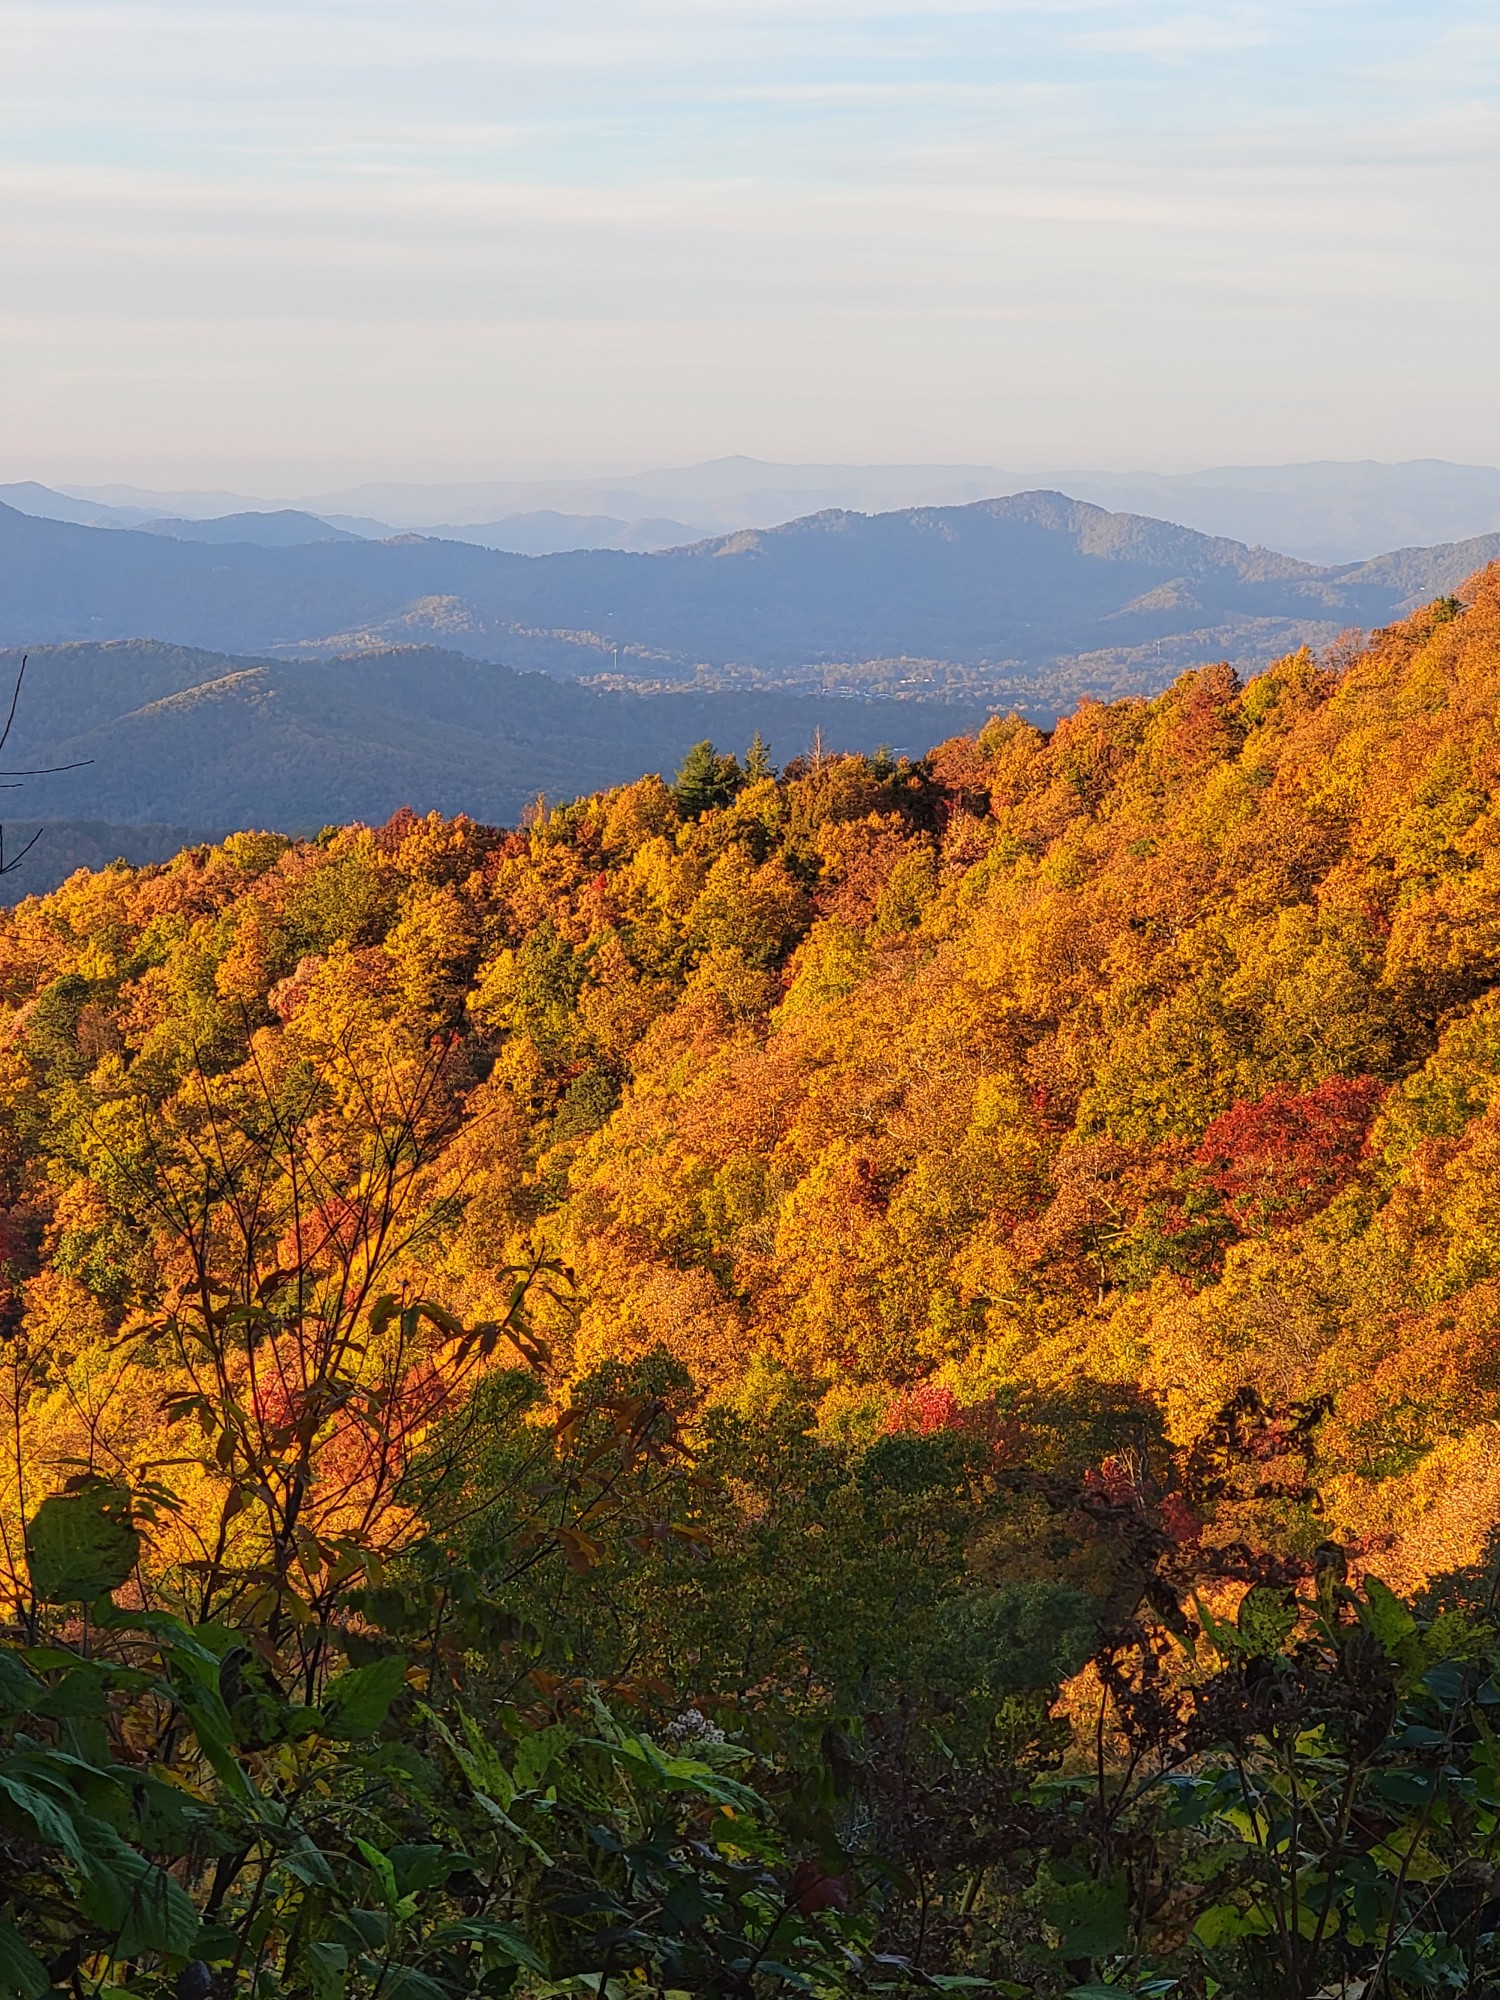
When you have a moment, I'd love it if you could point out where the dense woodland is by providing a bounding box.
[8,571,1500,1994]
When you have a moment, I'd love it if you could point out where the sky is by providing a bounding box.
[1,0,1497,488]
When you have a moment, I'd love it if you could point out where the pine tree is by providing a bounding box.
[673,739,744,818]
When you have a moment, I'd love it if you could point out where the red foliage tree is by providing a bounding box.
[1194,1076,1385,1232]
[883,1380,963,1435]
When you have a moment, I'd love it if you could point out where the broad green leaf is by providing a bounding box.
[431,1921,547,1975]
[283,1837,337,1887]
[322,1654,406,1738]
[303,1940,349,2000]
[378,1970,449,2000]
[417,1705,552,1863]
[334,1909,389,1953]
[1236,1585,1298,1658]
[171,1684,255,1803]
[35,1666,110,1719]
[1193,1900,1275,1946]
[1065,1987,1178,2000]
[388,1845,474,1894]
[584,1732,763,1811]
[512,1720,571,1791]
[0,1771,88,1865]
[78,1818,201,1956]
[0,1651,42,1717]
[0,1920,48,2000]
[1361,1575,1418,1652]
[455,1706,517,1806]
[26,1484,140,1602]
[1042,1877,1128,1958]
[190,1926,241,1966]
[1369,1821,1446,1881]
[1191,1592,1242,1659]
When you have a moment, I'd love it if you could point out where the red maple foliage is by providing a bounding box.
[883,1380,963,1435]
[1194,1076,1385,1232]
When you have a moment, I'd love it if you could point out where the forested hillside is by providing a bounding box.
[9,568,1499,1567]
[0,641,988,845]
[8,568,1500,1996]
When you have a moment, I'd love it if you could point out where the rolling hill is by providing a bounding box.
[137,509,363,546]
[0,641,993,889]
[1,492,1495,703]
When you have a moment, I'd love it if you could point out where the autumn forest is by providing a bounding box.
[9,570,1500,1997]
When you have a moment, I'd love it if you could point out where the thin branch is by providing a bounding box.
[0,826,43,876]
[0,760,93,777]
[0,653,27,757]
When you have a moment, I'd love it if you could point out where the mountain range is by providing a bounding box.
[1,491,1496,709]
[18,455,1500,562]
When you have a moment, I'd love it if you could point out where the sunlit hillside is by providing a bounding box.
[5,565,1500,1586]
[9,567,1500,1997]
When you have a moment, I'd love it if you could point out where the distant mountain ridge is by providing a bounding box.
[19,455,1500,561]
[0,490,1494,705]
[426,511,707,555]
[137,510,363,547]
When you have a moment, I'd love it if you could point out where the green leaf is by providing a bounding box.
[1191,1591,1242,1658]
[0,1650,43,1717]
[0,1920,48,2000]
[1066,1988,1178,2000]
[417,1705,552,1865]
[334,1909,389,1954]
[378,1971,449,2000]
[1193,1900,1274,1946]
[355,1837,402,1913]
[431,1921,546,1975]
[191,1925,241,1966]
[77,1819,201,1956]
[26,1484,140,1602]
[283,1837,337,1887]
[322,1654,406,1738]
[1236,1585,1298,1658]
[303,1940,348,2000]
[586,1731,763,1812]
[1042,1877,1128,1958]
[1361,1575,1418,1652]
[388,1846,474,1895]
[0,1771,88,1865]
[512,1720,570,1791]
[172,1684,255,1804]
[35,1666,110,1719]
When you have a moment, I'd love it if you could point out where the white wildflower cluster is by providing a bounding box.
[665,1706,725,1747]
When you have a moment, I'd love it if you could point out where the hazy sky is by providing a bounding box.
[2,0,1497,487]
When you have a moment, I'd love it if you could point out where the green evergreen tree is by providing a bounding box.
[673,739,744,818]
